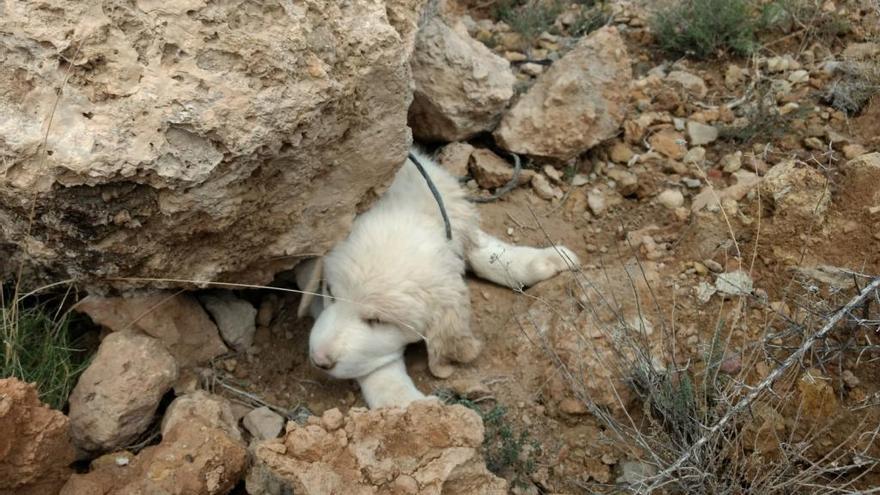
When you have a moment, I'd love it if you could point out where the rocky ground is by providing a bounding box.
[3,0,880,494]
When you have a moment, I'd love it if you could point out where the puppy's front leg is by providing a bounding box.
[357,357,427,409]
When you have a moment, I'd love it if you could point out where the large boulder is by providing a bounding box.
[494,27,631,160]
[62,392,247,495]
[68,332,178,453]
[246,400,508,494]
[0,378,76,495]
[409,18,515,142]
[0,0,425,291]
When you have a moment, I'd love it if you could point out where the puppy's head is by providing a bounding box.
[298,254,426,380]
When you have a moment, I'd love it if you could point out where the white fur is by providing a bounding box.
[296,149,579,408]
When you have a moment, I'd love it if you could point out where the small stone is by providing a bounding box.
[609,140,635,164]
[657,189,684,209]
[842,144,867,160]
[650,129,687,160]
[683,177,701,188]
[256,295,278,328]
[687,120,719,146]
[606,168,639,196]
[841,370,860,388]
[321,408,345,431]
[720,151,742,173]
[531,174,563,200]
[788,69,809,84]
[520,62,544,76]
[587,190,607,216]
[469,148,523,189]
[436,142,475,178]
[571,173,589,187]
[503,51,528,62]
[715,271,753,296]
[724,64,746,89]
[779,102,801,115]
[543,164,564,185]
[666,70,708,98]
[243,406,285,441]
[766,55,800,73]
[200,292,258,352]
[693,262,709,276]
[804,137,824,150]
[683,146,706,164]
[703,259,723,273]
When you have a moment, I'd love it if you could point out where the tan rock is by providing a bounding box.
[409,18,515,142]
[657,189,684,209]
[469,148,531,189]
[608,140,635,164]
[246,400,507,495]
[0,0,425,291]
[69,333,178,453]
[760,160,831,222]
[494,27,631,160]
[0,379,76,495]
[649,129,687,160]
[532,174,563,201]
[198,292,257,352]
[686,121,718,146]
[76,293,227,367]
[436,142,475,177]
[62,392,247,495]
[666,70,708,99]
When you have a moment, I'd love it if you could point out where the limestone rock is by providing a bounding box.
[199,292,257,352]
[436,142,475,178]
[494,27,631,160]
[469,148,531,189]
[69,333,178,453]
[246,400,507,495]
[0,378,76,495]
[243,406,285,441]
[650,129,687,160]
[686,121,718,146]
[161,391,242,442]
[409,18,515,142]
[76,293,228,367]
[62,392,247,495]
[657,189,684,209]
[0,0,425,291]
[666,70,708,99]
[843,152,880,205]
[761,160,830,222]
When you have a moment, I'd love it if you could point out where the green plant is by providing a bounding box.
[437,391,541,488]
[1,288,89,410]
[569,2,612,37]
[719,80,810,143]
[651,0,759,59]
[496,0,564,43]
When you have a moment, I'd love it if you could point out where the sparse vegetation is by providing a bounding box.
[1,287,88,410]
[496,0,564,43]
[823,60,880,115]
[437,390,541,487]
[720,80,811,143]
[652,0,759,58]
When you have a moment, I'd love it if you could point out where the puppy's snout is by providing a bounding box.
[310,350,336,371]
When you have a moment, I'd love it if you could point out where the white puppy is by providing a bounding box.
[295,149,578,408]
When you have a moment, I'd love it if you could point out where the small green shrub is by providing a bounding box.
[2,292,89,410]
[496,0,563,42]
[437,390,540,488]
[652,0,759,59]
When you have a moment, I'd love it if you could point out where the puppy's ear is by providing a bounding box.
[294,257,324,318]
[424,290,481,378]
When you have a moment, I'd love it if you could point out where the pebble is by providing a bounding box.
[520,62,544,77]
[657,189,684,209]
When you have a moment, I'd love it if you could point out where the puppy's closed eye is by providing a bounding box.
[365,317,383,326]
